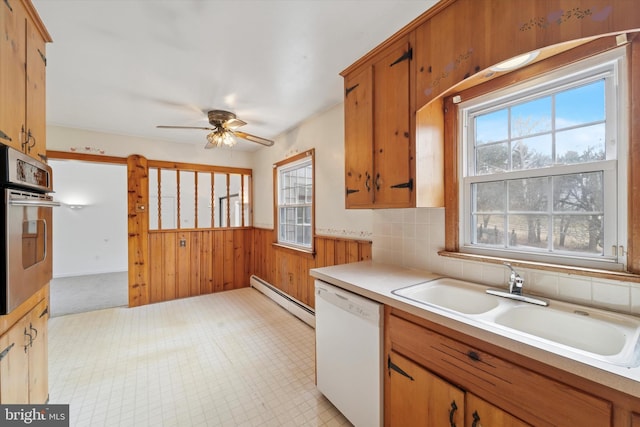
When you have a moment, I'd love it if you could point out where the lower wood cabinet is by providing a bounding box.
[388,350,529,427]
[385,307,621,426]
[0,298,48,403]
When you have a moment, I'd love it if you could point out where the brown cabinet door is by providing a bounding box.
[466,393,531,427]
[27,299,48,403]
[344,65,374,208]
[0,0,27,151]
[388,350,464,427]
[372,38,413,208]
[0,316,30,404]
[25,16,47,161]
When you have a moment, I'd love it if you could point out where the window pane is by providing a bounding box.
[229,174,241,227]
[511,135,552,170]
[507,214,549,250]
[160,169,177,229]
[473,214,505,246]
[214,173,228,227]
[508,177,548,212]
[179,171,195,229]
[511,96,552,136]
[475,108,508,144]
[556,80,605,129]
[197,172,212,228]
[474,181,505,212]
[148,168,159,230]
[553,215,603,255]
[476,143,509,174]
[243,175,251,227]
[553,172,603,213]
[555,124,605,164]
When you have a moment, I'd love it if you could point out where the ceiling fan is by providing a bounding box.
[157,110,274,148]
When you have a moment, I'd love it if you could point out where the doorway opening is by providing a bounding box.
[49,160,128,317]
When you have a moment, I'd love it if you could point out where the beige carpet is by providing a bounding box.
[50,272,128,317]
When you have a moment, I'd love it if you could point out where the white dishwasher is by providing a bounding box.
[315,280,383,427]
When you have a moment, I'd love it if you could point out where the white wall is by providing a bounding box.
[50,160,128,277]
[251,104,372,238]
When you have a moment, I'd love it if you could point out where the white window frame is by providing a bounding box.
[458,48,628,270]
[276,150,314,251]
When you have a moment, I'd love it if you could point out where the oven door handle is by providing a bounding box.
[9,199,61,207]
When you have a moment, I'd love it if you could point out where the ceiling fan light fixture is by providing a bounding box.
[205,129,236,148]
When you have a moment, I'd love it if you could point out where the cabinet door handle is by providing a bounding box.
[3,0,13,13]
[346,188,359,195]
[0,343,15,361]
[375,173,380,191]
[387,356,414,380]
[449,400,458,427]
[365,172,371,192]
[29,323,38,344]
[471,410,481,427]
[23,328,33,352]
[39,306,49,318]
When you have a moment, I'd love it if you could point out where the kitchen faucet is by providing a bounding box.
[486,263,548,306]
[504,262,524,295]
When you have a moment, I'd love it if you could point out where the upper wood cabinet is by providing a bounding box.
[343,36,414,209]
[0,0,51,161]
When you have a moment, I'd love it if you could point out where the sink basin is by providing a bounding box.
[393,278,500,315]
[495,304,640,361]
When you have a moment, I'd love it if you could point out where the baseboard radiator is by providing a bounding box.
[250,275,315,328]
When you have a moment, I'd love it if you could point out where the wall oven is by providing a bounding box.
[1,144,58,315]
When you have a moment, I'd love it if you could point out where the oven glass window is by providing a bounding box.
[22,219,46,269]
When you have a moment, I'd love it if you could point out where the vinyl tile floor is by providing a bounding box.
[48,287,351,427]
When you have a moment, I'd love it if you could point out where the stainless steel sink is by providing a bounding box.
[392,278,500,315]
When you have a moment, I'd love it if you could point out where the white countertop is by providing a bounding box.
[310,260,640,398]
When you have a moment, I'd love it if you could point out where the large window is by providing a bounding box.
[459,49,627,270]
[275,149,314,251]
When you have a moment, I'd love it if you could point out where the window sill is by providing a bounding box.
[272,243,315,259]
[438,250,640,284]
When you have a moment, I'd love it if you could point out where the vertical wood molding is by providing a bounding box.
[127,154,150,307]
[628,38,640,273]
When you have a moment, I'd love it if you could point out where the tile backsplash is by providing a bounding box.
[372,207,640,316]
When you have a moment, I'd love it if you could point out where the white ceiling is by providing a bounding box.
[33,0,438,151]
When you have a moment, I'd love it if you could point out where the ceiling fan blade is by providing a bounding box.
[156,125,214,130]
[233,130,274,147]
[223,118,247,130]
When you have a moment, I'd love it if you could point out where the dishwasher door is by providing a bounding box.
[315,280,383,427]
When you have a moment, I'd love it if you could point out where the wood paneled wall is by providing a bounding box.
[147,229,252,303]
[252,228,372,308]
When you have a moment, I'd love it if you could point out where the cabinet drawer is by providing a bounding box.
[388,313,612,427]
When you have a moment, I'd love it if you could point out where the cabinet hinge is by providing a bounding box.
[0,343,14,361]
[345,188,360,196]
[388,355,414,380]
[3,0,12,12]
[345,83,359,98]
[390,178,413,191]
[390,47,412,67]
[0,129,11,142]
[37,49,47,66]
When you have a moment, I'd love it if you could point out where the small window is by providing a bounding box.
[459,49,627,270]
[275,150,314,251]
